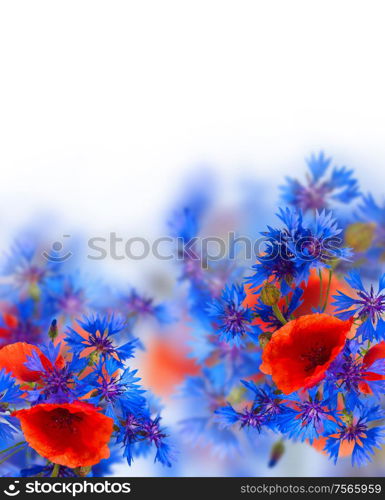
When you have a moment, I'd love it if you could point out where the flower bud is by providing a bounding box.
[88,350,101,366]
[28,282,40,301]
[48,319,58,341]
[259,332,272,349]
[345,222,375,253]
[268,440,285,467]
[227,385,246,405]
[260,283,281,306]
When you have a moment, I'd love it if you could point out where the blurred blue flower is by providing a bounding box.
[207,284,260,346]
[333,271,385,341]
[0,369,23,446]
[281,152,360,212]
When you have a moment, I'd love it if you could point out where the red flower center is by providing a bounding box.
[300,344,330,373]
[48,408,82,431]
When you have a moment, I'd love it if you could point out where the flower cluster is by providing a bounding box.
[2,150,385,476]
[0,315,173,476]
[0,232,173,477]
[175,151,385,469]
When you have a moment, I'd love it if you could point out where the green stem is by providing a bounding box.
[318,269,324,309]
[0,446,25,466]
[322,269,333,312]
[51,463,60,477]
[272,304,287,325]
[0,441,26,455]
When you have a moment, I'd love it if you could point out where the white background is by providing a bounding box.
[1,1,385,237]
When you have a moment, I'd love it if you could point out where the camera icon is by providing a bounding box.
[42,235,73,263]
[4,480,20,496]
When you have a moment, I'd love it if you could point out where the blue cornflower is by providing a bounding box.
[65,314,138,365]
[121,289,172,325]
[207,284,260,345]
[117,410,174,467]
[276,388,339,444]
[325,406,385,466]
[43,272,89,320]
[247,208,350,294]
[215,405,266,431]
[82,357,146,421]
[332,271,385,341]
[0,370,24,407]
[24,342,87,404]
[241,381,285,421]
[325,341,385,410]
[281,152,360,212]
[215,381,285,432]
[0,369,24,445]
[0,236,57,299]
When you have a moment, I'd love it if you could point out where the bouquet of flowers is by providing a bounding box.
[175,153,385,469]
[2,151,385,476]
[0,314,173,476]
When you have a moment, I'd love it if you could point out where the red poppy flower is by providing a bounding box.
[13,401,113,468]
[260,313,353,394]
[0,342,64,383]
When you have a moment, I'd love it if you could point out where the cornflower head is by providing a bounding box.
[281,152,360,213]
[247,208,350,295]
[0,237,58,300]
[276,388,339,444]
[324,405,385,466]
[241,380,285,421]
[332,271,385,341]
[65,314,138,366]
[24,342,87,404]
[120,289,172,325]
[117,409,173,467]
[43,272,89,320]
[0,369,24,445]
[215,405,266,432]
[207,284,260,346]
[83,357,146,422]
[215,381,285,433]
[325,341,385,410]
